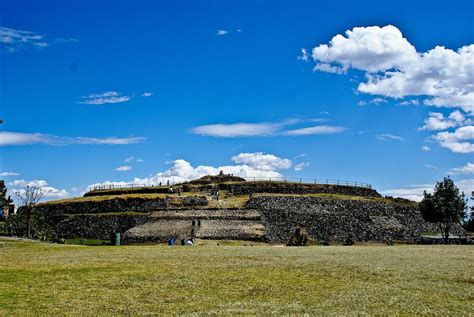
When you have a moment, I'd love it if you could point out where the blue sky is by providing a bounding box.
[0,0,473,201]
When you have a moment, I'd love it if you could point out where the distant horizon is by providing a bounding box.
[1,0,473,203]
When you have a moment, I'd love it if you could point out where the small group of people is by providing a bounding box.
[210,188,220,200]
[168,237,194,246]
[159,180,171,187]
[167,186,183,196]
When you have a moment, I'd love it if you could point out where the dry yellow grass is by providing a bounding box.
[0,237,472,315]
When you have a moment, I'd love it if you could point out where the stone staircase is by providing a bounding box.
[123,208,266,243]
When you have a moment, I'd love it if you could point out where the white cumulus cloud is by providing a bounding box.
[419,111,471,131]
[431,125,474,153]
[9,179,68,199]
[382,179,474,202]
[310,25,474,113]
[116,166,132,172]
[88,152,294,189]
[231,152,292,171]
[9,179,48,187]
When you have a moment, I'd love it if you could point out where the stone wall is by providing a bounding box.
[56,213,150,240]
[36,195,208,215]
[246,195,440,243]
[217,182,380,198]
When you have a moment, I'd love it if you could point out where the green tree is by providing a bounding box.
[420,177,467,244]
[16,186,44,238]
[0,180,13,209]
[463,195,474,232]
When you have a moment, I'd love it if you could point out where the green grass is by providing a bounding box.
[41,193,169,204]
[64,238,111,246]
[43,191,251,209]
[0,238,472,315]
[257,192,418,206]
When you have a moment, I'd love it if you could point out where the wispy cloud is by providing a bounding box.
[0,26,46,52]
[55,38,79,43]
[0,172,19,176]
[357,98,388,106]
[0,131,145,146]
[294,162,310,171]
[0,26,78,53]
[124,156,144,163]
[78,91,131,105]
[191,123,281,137]
[217,29,228,36]
[191,119,345,138]
[398,99,419,106]
[285,125,345,136]
[376,133,405,141]
[421,145,431,151]
[141,92,153,97]
[297,48,310,61]
[116,165,132,172]
[448,162,474,175]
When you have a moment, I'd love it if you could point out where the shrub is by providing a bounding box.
[343,237,354,246]
[182,184,193,192]
[319,239,330,246]
[384,236,394,246]
[4,207,61,241]
[287,227,309,246]
[4,213,28,237]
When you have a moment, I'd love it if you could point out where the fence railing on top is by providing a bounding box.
[87,177,372,192]
[243,177,372,188]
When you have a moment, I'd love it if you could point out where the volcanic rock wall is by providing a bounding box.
[246,195,433,243]
[217,182,380,198]
[56,213,150,240]
[35,196,208,214]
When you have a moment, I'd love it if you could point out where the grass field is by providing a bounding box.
[0,238,472,315]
